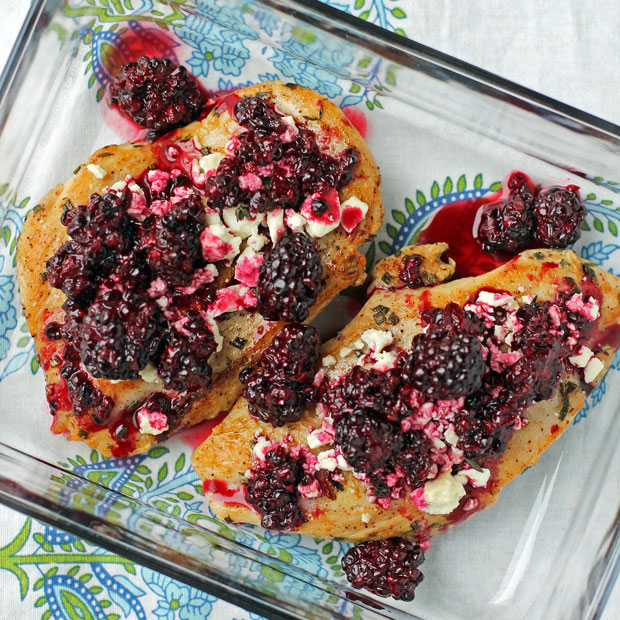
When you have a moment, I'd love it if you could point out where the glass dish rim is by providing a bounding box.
[0,1,619,619]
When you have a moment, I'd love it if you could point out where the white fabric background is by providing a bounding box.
[0,1,618,618]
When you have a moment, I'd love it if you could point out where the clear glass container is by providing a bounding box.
[0,1,619,618]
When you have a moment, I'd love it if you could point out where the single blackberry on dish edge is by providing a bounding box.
[477,193,534,253]
[334,411,403,475]
[246,445,305,530]
[240,324,321,426]
[532,185,586,247]
[78,288,163,381]
[399,254,424,288]
[407,328,485,400]
[256,233,323,322]
[341,538,425,601]
[110,56,204,135]
[156,310,216,391]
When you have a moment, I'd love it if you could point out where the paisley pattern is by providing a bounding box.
[0,1,618,619]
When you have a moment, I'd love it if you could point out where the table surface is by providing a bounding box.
[0,1,618,619]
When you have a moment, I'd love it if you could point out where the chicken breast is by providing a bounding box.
[193,246,620,541]
[16,81,383,457]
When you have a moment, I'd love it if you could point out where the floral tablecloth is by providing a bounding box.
[0,1,619,619]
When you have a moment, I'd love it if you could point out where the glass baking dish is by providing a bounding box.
[1,1,619,618]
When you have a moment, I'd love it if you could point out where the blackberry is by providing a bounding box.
[341,538,425,601]
[234,96,285,135]
[240,324,320,426]
[393,431,435,487]
[334,411,403,475]
[139,195,206,287]
[246,445,305,530]
[78,288,163,381]
[532,186,585,247]
[60,346,114,422]
[477,171,536,253]
[421,302,485,337]
[110,56,204,135]
[256,233,323,322]
[399,254,424,288]
[157,310,215,391]
[46,242,95,303]
[407,328,485,400]
[454,410,512,460]
[511,301,556,351]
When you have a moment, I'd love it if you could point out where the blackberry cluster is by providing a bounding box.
[47,191,134,303]
[205,95,358,214]
[341,538,425,601]
[240,323,320,426]
[138,194,206,287]
[256,233,323,322]
[110,56,204,136]
[398,254,424,288]
[246,445,306,530]
[157,310,216,391]
[393,431,436,487]
[407,328,485,400]
[477,172,586,252]
[78,289,163,381]
[420,302,485,337]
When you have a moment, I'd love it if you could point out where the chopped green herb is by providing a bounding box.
[32,203,43,213]
[49,355,60,368]
[559,258,571,268]
[72,165,81,174]
[354,349,364,357]
[303,100,324,121]
[564,276,576,288]
[582,263,597,281]
[40,271,47,283]
[332,480,344,492]
[410,520,419,532]
[236,205,250,220]
[373,304,389,314]
[224,516,233,523]
[263,176,274,190]
[62,200,73,213]
[381,272,392,284]
[373,312,386,325]
[147,163,157,170]
[98,152,113,157]
[534,251,545,259]
[284,82,298,89]
[231,337,247,349]
[388,314,400,325]
[464,457,483,473]
[78,429,89,439]
[174,135,192,143]
[559,396,570,421]
[200,146,212,156]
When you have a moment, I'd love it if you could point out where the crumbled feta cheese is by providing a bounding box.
[199,151,225,174]
[353,339,364,350]
[138,363,161,384]
[136,407,169,435]
[205,210,223,226]
[457,467,491,488]
[247,233,268,252]
[371,350,398,372]
[584,356,604,384]
[569,345,594,369]
[267,208,286,244]
[477,291,518,309]
[322,355,336,367]
[317,449,339,471]
[444,428,459,447]
[416,471,466,515]
[200,224,242,262]
[298,479,321,499]
[300,188,341,238]
[204,314,223,353]
[340,196,369,233]
[208,285,257,317]
[234,247,263,288]
[361,513,371,524]
[361,328,393,353]
[87,163,107,179]
[280,115,299,142]
[222,207,265,239]
[566,294,600,321]
[339,347,352,358]
[285,209,307,233]
[253,436,273,460]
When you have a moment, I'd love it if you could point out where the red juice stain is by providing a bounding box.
[342,106,368,139]
[178,410,228,450]
[150,133,203,178]
[45,381,71,413]
[203,479,252,509]
[416,188,512,279]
